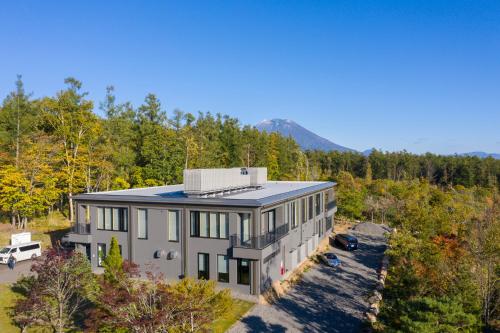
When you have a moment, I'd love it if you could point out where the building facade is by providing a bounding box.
[65,168,337,298]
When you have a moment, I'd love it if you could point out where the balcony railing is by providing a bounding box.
[230,223,289,249]
[326,199,337,211]
[73,223,91,235]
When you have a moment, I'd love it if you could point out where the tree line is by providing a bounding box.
[0,75,498,228]
[0,76,303,226]
[306,149,499,188]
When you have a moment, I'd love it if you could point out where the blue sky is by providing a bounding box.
[1,1,499,154]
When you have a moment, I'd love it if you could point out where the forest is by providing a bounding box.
[1,76,498,227]
[0,76,499,331]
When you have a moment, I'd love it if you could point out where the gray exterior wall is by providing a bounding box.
[69,186,336,297]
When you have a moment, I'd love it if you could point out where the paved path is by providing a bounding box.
[228,231,387,333]
[0,259,33,284]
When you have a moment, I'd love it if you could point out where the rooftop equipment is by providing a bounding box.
[183,167,267,197]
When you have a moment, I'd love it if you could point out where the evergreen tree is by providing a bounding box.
[103,237,123,284]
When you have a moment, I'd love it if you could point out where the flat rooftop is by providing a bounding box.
[74,181,336,207]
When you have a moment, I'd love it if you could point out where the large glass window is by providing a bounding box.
[97,207,128,231]
[265,210,275,233]
[219,213,228,239]
[209,213,218,238]
[137,209,148,239]
[168,210,179,242]
[240,213,251,244]
[290,201,298,229]
[301,198,307,223]
[112,208,119,230]
[190,212,229,239]
[97,208,104,229]
[97,243,106,267]
[198,253,209,280]
[105,208,112,230]
[200,212,209,237]
[237,259,250,285]
[217,255,229,283]
[315,193,321,216]
[308,196,314,220]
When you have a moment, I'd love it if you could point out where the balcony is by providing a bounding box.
[230,223,289,250]
[62,223,92,244]
[326,199,337,212]
[73,223,91,234]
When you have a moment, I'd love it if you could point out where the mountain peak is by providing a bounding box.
[255,118,354,152]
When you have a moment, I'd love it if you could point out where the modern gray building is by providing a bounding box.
[65,168,337,299]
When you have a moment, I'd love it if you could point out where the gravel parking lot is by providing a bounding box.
[0,259,33,284]
[228,223,388,333]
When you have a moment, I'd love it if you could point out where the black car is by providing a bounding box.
[335,234,358,251]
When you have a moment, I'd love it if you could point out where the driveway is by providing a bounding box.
[228,226,387,333]
[0,259,33,284]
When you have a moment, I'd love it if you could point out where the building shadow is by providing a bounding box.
[240,315,287,333]
[45,227,72,247]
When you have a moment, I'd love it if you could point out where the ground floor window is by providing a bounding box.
[97,243,106,267]
[198,253,209,280]
[237,259,250,285]
[217,255,229,283]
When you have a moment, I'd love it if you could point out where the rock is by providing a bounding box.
[370,304,380,316]
[366,312,377,323]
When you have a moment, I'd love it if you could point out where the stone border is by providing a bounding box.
[365,228,396,325]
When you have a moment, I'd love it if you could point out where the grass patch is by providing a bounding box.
[0,211,70,249]
[211,299,254,333]
[0,284,19,333]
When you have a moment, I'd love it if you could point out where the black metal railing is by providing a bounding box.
[230,223,289,249]
[73,223,91,235]
[326,216,333,230]
[326,199,337,211]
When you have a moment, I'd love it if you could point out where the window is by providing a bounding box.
[219,213,228,238]
[97,207,128,231]
[19,244,39,252]
[308,196,314,220]
[168,210,180,241]
[112,208,119,230]
[264,210,275,233]
[217,255,229,283]
[105,208,112,230]
[81,205,90,224]
[209,213,218,238]
[190,212,229,239]
[240,213,251,244]
[290,201,298,229]
[200,212,209,237]
[97,243,106,267]
[284,203,289,226]
[301,198,307,223]
[237,259,250,285]
[316,193,321,216]
[137,209,148,239]
[198,253,209,280]
[85,205,90,223]
[191,212,199,236]
[97,208,104,229]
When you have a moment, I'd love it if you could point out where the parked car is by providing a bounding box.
[335,234,358,251]
[321,252,341,267]
[0,241,41,264]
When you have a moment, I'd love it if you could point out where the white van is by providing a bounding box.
[0,241,41,264]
